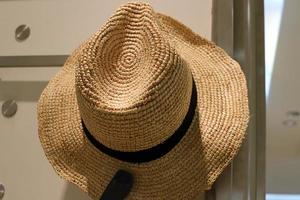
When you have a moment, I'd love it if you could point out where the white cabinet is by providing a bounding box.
[0,67,92,200]
[0,0,211,57]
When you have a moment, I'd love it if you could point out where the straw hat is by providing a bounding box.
[38,2,249,199]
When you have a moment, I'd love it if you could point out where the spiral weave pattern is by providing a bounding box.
[76,3,192,151]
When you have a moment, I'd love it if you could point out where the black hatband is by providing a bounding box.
[82,78,197,163]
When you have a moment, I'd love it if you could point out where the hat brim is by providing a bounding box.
[38,13,249,200]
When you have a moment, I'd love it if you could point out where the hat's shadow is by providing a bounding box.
[63,183,92,200]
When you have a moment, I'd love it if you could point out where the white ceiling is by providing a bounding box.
[266,0,300,195]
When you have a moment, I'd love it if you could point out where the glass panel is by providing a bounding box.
[265,0,300,199]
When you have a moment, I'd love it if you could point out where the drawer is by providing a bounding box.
[0,0,211,57]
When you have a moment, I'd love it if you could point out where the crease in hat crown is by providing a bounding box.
[75,2,194,152]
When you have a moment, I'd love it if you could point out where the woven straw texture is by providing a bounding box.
[38,2,249,200]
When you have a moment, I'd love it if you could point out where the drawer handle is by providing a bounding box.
[15,24,30,42]
[0,183,5,200]
[2,100,18,118]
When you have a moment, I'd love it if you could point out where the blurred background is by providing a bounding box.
[265,0,300,200]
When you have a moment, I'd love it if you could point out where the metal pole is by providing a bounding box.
[211,0,265,199]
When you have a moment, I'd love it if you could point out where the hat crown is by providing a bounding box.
[75,3,193,151]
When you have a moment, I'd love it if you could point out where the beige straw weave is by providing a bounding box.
[38,2,249,200]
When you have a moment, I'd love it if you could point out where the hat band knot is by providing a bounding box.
[81,78,197,163]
